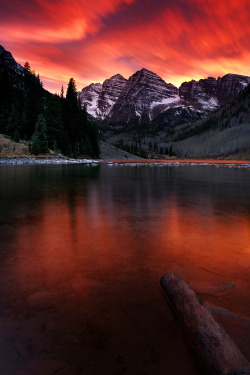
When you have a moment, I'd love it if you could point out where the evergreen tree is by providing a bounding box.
[24,62,31,73]
[7,103,20,139]
[66,78,77,104]
[60,85,64,99]
[154,142,158,152]
[36,74,43,87]
[45,96,63,150]
[0,68,13,133]
[82,137,93,156]
[22,71,46,138]
[30,114,48,155]
[169,144,173,156]
[64,78,84,155]
[87,121,100,158]
[13,129,21,143]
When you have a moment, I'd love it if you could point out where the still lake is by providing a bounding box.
[0,164,250,375]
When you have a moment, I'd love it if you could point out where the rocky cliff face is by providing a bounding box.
[78,83,102,118]
[179,74,250,108]
[179,77,218,109]
[108,68,178,124]
[78,74,127,119]
[79,68,250,126]
[98,74,127,120]
[217,74,250,104]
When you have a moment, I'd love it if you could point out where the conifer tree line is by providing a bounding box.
[0,63,100,157]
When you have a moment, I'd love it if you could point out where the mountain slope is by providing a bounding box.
[109,68,179,124]
[0,45,26,86]
[79,69,250,127]
[170,83,250,157]
[0,44,101,158]
[78,74,127,119]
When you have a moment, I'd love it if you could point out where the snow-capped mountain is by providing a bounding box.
[78,83,102,118]
[78,74,127,119]
[179,77,218,109]
[109,68,178,123]
[79,69,250,126]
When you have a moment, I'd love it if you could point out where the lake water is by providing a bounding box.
[0,164,250,375]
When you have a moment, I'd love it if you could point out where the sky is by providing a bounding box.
[0,0,250,93]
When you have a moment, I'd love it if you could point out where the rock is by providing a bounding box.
[78,74,127,119]
[109,68,178,124]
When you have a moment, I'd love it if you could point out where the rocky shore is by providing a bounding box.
[0,157,96,165]
[1,158,250,168]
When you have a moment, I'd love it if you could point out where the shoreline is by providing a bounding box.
[0,157,98,165]
[0,156,250,169]
[0,157,249,168]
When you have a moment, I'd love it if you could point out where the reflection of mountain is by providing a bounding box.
[79,67,250,126]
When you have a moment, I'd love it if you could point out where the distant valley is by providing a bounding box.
[79,69,250,159]
[1,44,250,159]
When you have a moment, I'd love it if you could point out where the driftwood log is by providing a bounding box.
[160,273,250,375]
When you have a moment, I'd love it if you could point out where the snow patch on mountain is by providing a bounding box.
[78,68,250,126]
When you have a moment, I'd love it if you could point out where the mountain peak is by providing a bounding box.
[140,68,153,73]
[79,68,250,125]
[109,73,126,80]
[134,67,158,77]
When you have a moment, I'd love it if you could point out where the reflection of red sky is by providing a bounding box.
[13,185,250,295]
[1,0,250,92]
[159,202,250,281]
[13,192,133,285]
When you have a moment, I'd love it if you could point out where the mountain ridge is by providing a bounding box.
[79,70,250,126]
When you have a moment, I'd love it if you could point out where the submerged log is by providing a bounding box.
[160,273,250,375]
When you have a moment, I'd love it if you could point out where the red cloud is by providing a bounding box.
[1,0,250,92]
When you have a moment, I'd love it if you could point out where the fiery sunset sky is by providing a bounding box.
[1,0,250,93]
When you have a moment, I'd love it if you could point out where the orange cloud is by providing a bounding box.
[1,0,250,92]
[0,0,134,43]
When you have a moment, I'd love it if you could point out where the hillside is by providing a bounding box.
[0,134,142,160]
[169,83,250,157]
[103,81,250,159]
[79,68,250,127]
[99,140,143,160]
[0,134,30,157]
[0,45,100,159]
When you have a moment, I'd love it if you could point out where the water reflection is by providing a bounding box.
[0,164,250,374]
